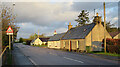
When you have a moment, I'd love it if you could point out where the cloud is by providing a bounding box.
[71,2,118,11]
[5,2,117,38]
[14,2,78,27]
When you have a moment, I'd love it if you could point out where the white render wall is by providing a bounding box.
[33,38,42,45]
[48,41,60,49]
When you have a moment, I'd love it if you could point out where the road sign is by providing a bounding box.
[6,26,13,35]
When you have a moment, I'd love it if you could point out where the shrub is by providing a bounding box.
[86,46,91,52]
[26,40,32,45]
[102,38,120,54]
[107,45,120,54]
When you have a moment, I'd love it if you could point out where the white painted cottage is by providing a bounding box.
[48,32,65,49]
[31,37,49,45]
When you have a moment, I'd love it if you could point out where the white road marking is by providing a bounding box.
[28,57,37,65]
[49,52,57,56]
[63,57,84,63]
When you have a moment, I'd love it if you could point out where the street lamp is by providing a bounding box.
[12,3,15,45]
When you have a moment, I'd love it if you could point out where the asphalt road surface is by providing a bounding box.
[14,43,119,65]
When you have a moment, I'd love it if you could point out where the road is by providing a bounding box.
[14,43,119,65]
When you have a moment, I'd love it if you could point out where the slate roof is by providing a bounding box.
[30,38,36,43]
[109,31,120,38]
[39,38,49,42]
[61,23,96,40]
[48,33,65,41]
[31,37,49,43]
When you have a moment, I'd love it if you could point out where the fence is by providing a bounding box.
[0,46,12,66]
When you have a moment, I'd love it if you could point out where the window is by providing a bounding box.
[78,40,80,48]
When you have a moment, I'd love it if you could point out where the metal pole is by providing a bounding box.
[12,3,15,44]
[104,2,106,53]
[9,35,11,50]
[94,9,95,16]
[12,35,13,43]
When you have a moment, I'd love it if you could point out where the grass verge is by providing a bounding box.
[93,52,120,57]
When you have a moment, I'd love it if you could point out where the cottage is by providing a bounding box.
[109,31,120,39]
[60,13,112,52]
[31,37,49,45]
[48,31,65,49]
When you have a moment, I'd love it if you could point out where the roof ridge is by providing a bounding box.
[71,23,95,29]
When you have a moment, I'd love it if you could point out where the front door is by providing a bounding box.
[70,41,72,51]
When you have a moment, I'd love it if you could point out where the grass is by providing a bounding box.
[2,49,12,65]
[31,45,47,47]
[93,52,120,57]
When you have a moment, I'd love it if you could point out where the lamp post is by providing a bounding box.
[12,3,15,44]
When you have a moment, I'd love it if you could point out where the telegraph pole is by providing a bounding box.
[104,2,106,53]
[38,30,39,38]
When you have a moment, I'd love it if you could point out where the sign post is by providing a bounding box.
[6,26,13,50]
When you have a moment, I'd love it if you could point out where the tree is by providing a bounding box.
[75,10,89,26]
[29,33,46,40]
[101,21,118,32]
[1,6,20,47]
[19,38,23,43]
[29,33,38,40]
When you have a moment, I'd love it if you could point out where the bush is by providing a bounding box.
[102,38,120,54]
[26,40,32,45]
[107,45,120,54]
[19,38,23,43]
[86,46,91,52]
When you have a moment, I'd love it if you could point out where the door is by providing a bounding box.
[70,41,72,51]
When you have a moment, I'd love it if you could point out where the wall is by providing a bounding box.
[85,23,112,51]
[48,41,60,49]
[60,39,85,51]
[114,33,120,39]
[33,38,42,45]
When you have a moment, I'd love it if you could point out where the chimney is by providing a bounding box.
[93,13,99,24]
[98,16,102,24]
[68,22,72,30]
[54,30,57,35]
[96,12,98,16]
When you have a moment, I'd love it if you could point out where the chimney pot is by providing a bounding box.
[96,13,98,16]
[54,30,57,35]
[68,22,72,30]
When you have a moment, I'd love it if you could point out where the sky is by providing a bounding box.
[2,2,119,39]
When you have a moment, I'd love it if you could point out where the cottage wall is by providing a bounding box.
[78,39,85,51]
[48,41,60,49]
[60,39,85,51]
[34,38,42,45]
[114,33,120,39]
[85,23,112,51]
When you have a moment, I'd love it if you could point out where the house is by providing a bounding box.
[31,37,49,45]
[48,31,65,49]
[109,31,120,39]
[60,13,112,52]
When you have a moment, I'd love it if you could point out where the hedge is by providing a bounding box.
[102,38,120,54]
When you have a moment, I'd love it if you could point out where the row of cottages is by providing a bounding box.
[31,37,49,45]
[48,31,65,49]
[48,13,112,51]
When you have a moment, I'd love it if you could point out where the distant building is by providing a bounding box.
[31,37,49,45]
[60,13,112,52]
[109,31,120,39]
[48,31,65,49]
[15,39,19,42]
